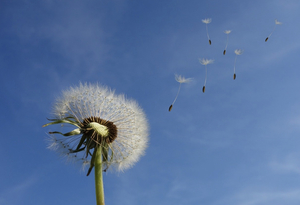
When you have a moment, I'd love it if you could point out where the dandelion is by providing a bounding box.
[233,49,243,80]
[169,74,192,111]
[223,30,231,55]
[43,83,149,205]
[202,18,212,45]
[199,58,214,92]
[265,19,282,42]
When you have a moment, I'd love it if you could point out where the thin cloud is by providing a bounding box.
[269,153,300,174]
[233,189,300,205]
[0,174,38,205]
[263,41,300,64]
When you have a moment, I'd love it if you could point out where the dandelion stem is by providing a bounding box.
[204,65,207,86]
[172,83,182,106]
[268,24,277,38]
[266,24,278,41]
[95,147,105,205]
[233,55,237,75]
[225,35,229,50]
[206,24,211,44]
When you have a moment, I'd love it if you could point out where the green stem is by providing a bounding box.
[95,147,105,205]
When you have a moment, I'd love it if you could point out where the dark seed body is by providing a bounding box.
[169,105,173,112]
[202,86,206,93]
[233,73,236,80]
[223,50,226,55]
[265,37,268,42]
[209,39,211,45]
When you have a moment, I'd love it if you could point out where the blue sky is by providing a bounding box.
[1,0,300,204]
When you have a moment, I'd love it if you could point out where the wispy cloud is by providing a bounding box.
[166,178,187,199]
[8,1,128,81]
[165,177,208,204]
[269,153,300,174]
[0,174,39,205]
[263,41,300,64]
[220,189,300,205]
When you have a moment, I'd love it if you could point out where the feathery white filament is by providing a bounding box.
[206,24,210,40]
[169,75,192,111]
[224,30,231,51]
[202,18,212,43]
[199,58,214,88]
[234,49,243,76]
[172,83,182,106]
[204,65,208,86]
[268,25,277,38]
[199,58,214,65]
[225,35,229,50]
[234,55,237,74]
[266,19,282,40]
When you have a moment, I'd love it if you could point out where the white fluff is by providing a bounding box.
[48,83,149,172]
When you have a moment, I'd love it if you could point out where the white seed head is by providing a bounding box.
[48,83,149,172]
[199,58,214,65]
[224,30,232,34]
[202,18,212,24]
[175,74,192,84]
[275,19,282,25]
[234,49,244,55]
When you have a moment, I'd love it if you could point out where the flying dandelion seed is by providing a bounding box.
[43,83,149,205]
[233,49,243,80]
[169,74,192,112]
[202,18,212,45]
[223,30,231,55]
[265,19,282,42]
[199,58,214,92]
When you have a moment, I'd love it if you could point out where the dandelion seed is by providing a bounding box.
[265,19,282,42]
[202,18,212,45]
[199,58,214,92]
[43,83,149,205]
[233,49,243,80]
[169,74,192,111]
[223,30,231,55]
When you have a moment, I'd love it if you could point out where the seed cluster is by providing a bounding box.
[81,116,118,144]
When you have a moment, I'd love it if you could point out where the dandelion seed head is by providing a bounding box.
[202,18,212,24]
[224,30,232,34]
[175,74,192,84]
[199,58,214,65]
[275,19,282,25]
[234,49,244,55]
[45,83,149,173]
